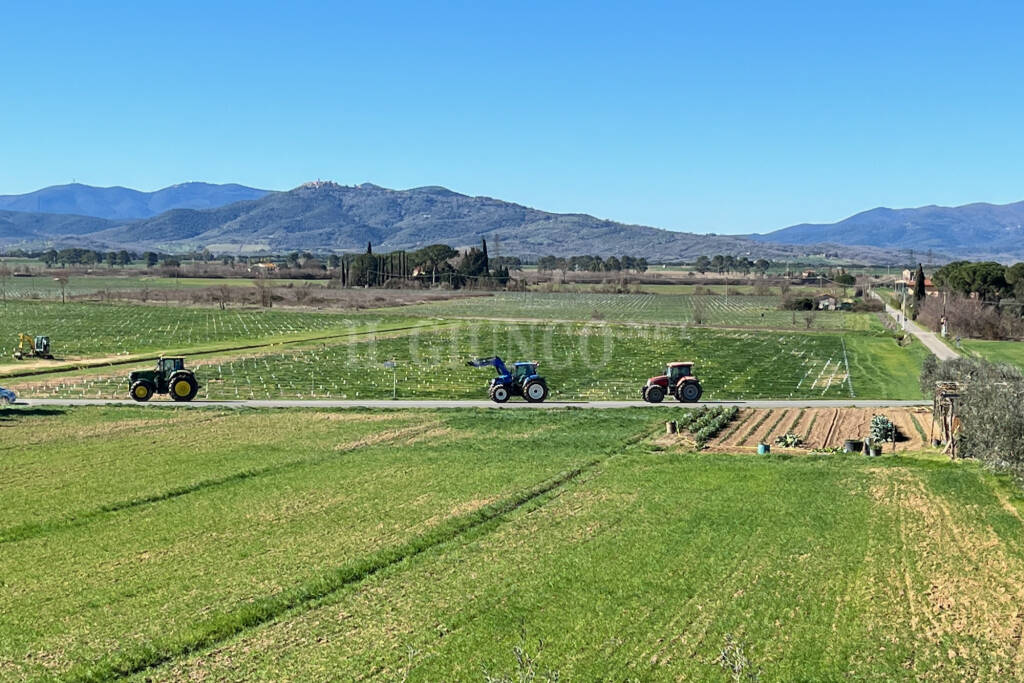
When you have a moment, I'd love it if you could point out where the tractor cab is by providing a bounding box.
[666,362,695,383]
[34,336,51,356]
[513,362,538,381]
[159,357,185,375]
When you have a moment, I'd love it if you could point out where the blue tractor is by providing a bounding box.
[467,356,549,403]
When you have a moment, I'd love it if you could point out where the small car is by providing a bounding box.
[0,386,16,406]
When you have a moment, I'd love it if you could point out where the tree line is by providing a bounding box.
[692,255,772,275]
[325,240,509,289]
[536,255,648,273]
[931,260,1024,302]
[918,261,1024,340]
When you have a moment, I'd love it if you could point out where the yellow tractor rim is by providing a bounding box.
[135,385,149,398]
[174,380,192,397]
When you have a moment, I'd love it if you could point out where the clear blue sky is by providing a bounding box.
[2,1,1022,234]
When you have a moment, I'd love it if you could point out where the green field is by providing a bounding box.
[395,292,879,331]
[0,273,324,299]
[0,301,430,364]
[12,322,926,400]
[961,338,1024,369]
[1,406,1022,680]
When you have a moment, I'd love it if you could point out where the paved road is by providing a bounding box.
[873,292,959,361]
[17,398,930,410]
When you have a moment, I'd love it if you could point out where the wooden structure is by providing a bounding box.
[931,381,963,459]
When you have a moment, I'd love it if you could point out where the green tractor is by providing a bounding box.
[128,357,200,402]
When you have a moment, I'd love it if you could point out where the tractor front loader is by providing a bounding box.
[467,356,549,403]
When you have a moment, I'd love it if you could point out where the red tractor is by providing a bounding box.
[641,361,703,403]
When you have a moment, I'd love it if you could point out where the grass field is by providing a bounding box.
[0,301,431,365]
[961,338,1024,369]
[393,292,880,331]
[11,322,927,400]
[0,273,325,299]
[1,406,1023,680]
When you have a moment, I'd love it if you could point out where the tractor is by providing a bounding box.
[467,356,549,403]
[641,361,703,403]
[128,357,200,402]
[13,334,53,360]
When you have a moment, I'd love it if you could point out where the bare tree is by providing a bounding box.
[213,285,232,310]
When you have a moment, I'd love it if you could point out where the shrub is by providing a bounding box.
[921,356,1024,477]
[852,298,883,312]
[780,296,814,311]
[870,415,896,443]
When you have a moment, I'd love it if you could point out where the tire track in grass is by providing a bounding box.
[631,528,766,672]
[0,421,442,545]
[0,411,233,454]
[65,432,648,683]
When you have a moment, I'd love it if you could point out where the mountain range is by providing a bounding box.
[0,181,1020,262]
[0,182,269,220]
[755,202,1024,261]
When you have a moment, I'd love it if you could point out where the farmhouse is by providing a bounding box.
[816,294,838,310]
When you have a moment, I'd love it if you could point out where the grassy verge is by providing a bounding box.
[961,338,1024,369]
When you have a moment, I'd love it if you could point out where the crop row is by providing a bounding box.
[672,406,739,446]
[16,323,892,401]
[399,292,876,331]
[0,301,416,361]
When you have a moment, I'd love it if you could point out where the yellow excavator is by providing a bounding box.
[13,334,53,360]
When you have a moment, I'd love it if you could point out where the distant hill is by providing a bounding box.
[0,182,269,220]
[77,181,882,260]
[0,210,114,241]
[0,180,894,261]
[755,201,1024,261]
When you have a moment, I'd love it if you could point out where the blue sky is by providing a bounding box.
[1,1,1022,234]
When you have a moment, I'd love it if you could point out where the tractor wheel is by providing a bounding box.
[169,373,199,402]
[130,380,155,402]
[489,384,511,403]
[644,385,665,403]
[524,380,548,403]
[677,381,703,403]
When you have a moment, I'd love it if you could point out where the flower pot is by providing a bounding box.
[869,446,882,457]
[843,439,862,453]
[757,443,771,455]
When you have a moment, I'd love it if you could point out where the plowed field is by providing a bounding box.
[706,407,936,452]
